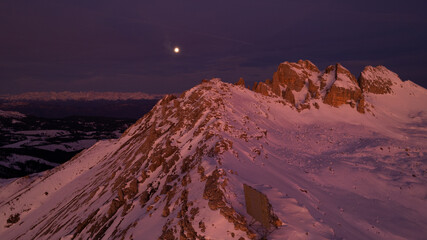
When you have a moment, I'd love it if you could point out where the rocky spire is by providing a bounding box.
[323,64,362,110]
[234,77,245,87]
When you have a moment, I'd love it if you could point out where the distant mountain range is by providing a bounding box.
[0,110,136,178]
[0,93,163,178]
[0,92,164,119]
[0,91,165,101]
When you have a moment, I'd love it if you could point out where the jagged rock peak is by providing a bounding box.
[234,77,245,87]
[359,65,402,94]
[335,63,358,84]
[298,59,320,72]
[323,63,363,111]
[272,60,320,92]
[251,60,406,114]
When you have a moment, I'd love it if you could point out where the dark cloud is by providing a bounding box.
[1,0,426,94]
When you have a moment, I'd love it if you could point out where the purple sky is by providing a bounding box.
[1,0,426,94]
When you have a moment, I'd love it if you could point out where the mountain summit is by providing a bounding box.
[1,61,426,239]
[252,60,406,114]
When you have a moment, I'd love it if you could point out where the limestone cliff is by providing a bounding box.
[251,60,402,114]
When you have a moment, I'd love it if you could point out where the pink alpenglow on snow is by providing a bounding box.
[1,61,426,240]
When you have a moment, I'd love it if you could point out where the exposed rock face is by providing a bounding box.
[253,82,270,96]
[308,79,320,99]
[282,88,295,105]
[272,60,319,92]
[323,64,362,108]
[357,96,365,113]
[323,85,362,107]
[319,65,335,91]
[204,170,256,239]
[250,60,404,114]
[358,66,400,94]
[243,184,282,230]
[271,78,281,96]
[235,78,245,87]
[336,64,358,84]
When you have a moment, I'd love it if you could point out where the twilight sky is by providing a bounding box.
[1,0,426,94]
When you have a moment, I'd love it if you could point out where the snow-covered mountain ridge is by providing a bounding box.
[0,61,426,239]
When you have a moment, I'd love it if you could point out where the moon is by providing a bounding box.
[174,47,180,53]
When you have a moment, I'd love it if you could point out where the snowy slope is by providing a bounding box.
[0,77,426,240]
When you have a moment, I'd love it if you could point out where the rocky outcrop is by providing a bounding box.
[308,79,320,99]
[323,85,362,107]
[319,65,335,91]
[336,63,358,84]
[282,88,295,106]
[323,64,362,108]
[250,60,323,108]
[255,60,368,112]
[249,60,393,113]
[243,184,282,230]
[253,82,270,96]
[271,78,281,96]
[204,170,256,239]
[357,96,365,113]
[235,78,245,87]
[358,66,400,94]
[252,60,371,112]
[272,60,319,92]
